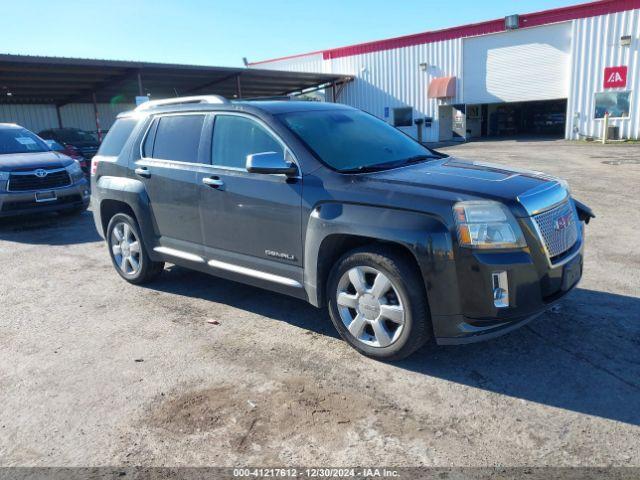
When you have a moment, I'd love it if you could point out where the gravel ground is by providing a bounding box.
[0,139,638,467]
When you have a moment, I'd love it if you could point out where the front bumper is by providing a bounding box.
[0,179,90,217]
[432,226,584,345]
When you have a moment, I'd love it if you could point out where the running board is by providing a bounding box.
[207,259,303,288]
[153,246,302,288]
[153,246,205,263]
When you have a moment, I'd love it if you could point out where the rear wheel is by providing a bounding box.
[327,246,431,361]
[106,213,164,284]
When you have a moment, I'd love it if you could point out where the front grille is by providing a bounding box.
[8,169,71,192]
[533,200,579,261]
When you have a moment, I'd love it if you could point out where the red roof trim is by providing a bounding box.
[248,50,325,66]
[250,0,640,65]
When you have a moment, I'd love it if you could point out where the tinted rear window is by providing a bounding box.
[98,118,138,157]
[151,115,204,162]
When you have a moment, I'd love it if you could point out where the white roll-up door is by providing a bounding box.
[463,22,572,104]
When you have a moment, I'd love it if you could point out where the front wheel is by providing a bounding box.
[106,213,164,284]
[327,246,431,361]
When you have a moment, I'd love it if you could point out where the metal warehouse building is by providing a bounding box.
[250,0,639,142]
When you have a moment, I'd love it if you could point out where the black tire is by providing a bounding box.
[106,213,164,285]
[327,245,431,361]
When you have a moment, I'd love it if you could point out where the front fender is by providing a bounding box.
[304,202,459,317]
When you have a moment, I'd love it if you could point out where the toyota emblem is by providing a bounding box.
[35,169,48,178]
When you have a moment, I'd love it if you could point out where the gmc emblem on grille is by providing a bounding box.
[554,213,572,231]
[34,169,48,178]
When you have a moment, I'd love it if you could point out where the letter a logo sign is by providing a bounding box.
[604,66,627,88]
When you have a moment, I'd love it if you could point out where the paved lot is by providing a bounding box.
[1,139,639,467]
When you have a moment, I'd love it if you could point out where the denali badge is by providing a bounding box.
[35,169,48,178]
[265,250,296,261]
[554,213,572,231]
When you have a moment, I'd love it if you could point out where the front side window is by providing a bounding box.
[212,115,283,169]
[0,127,50,154]
[150,115,205,162]
[594,91,631,119]
[278,109,440,172]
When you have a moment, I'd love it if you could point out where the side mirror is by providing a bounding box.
[246,152,297,176]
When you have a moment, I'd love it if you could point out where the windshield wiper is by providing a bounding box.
[339,154,438,174]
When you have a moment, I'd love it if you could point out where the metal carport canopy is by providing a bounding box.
[0,54,351,105]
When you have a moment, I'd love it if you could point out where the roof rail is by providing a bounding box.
[135,95,230,111]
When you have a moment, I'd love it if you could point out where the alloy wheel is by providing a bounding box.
[336,266,405,348]
[110,222,141,276]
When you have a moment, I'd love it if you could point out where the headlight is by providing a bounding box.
[66,160,84,181]
[0,171,8,191]
[453,201,526,249]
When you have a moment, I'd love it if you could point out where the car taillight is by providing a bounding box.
[91,158,99,176]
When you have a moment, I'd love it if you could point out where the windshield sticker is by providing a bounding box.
[15,137,37,145]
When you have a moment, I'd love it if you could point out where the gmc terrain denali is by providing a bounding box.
[91,96,594,360]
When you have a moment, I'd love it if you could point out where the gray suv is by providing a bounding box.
[91,96,593,360]
[0,123,90,217]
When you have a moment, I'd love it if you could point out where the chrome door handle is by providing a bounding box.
[202,177,224,188]
[134,167,151,178]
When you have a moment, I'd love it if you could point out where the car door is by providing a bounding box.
[134,113,207,254]
[196,113,304,293]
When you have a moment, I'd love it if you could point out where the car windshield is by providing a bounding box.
[54,129,97,143]
[277,109,442,172]
[0,127,50,155]
[43,139,64,151]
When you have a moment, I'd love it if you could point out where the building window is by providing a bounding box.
[594,91,631,119]
[393,107,413,127]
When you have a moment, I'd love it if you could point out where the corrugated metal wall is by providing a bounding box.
[331,39,462,142]
[252,7,639,142]
[567,9,639,140]
[59,103,136,132]
[0,104,59,133]
[0,102,135,134]
[251,41,462,142]
[253,53,327,73]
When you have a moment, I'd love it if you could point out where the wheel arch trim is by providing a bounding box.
[303,202,458,316]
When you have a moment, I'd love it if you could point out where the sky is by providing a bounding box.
[1,0,582,67]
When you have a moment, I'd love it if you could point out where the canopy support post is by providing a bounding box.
[55,105,63,128]
[137,71,144,96]
[236,74,243,99]
[92,92,102,142]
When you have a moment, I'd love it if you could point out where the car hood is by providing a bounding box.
[360,157,564,215]
[0,151,74,172]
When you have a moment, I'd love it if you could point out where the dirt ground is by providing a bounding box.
[0,139,639,467]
